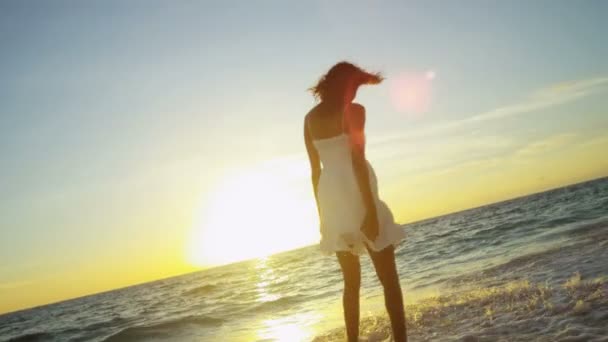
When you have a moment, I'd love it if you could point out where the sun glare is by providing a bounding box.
[187,158,318,267]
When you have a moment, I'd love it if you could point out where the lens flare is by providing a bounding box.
[390,70,436,117]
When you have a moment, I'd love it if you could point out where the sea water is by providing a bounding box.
[2,178,607,341]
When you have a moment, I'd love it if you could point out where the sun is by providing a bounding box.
[187,157,318,267]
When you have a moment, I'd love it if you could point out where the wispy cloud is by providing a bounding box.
[373,133,514,173]
[466,77,608,123]
[370,76,608,146]
[577,134,608,148]
[413,132,579,178]
[513,133,578,158]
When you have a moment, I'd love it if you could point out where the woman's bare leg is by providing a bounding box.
[368,245,407,342]
[336,251,361,342]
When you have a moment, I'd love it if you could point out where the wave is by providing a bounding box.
[80,316,126,333]
[563,217,608,237]
[313,275,608,342]
[467,217,540,241]
[182,284,218,296]
[466,229,604,283]
[7,332,55,342]
[102,315,225,341]
[532,216,608,243]
[250,295,303,312]
[536,214,591,230]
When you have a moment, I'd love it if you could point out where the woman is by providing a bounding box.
[304,61,407,342]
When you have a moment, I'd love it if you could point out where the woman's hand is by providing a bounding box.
[361,209,379,241]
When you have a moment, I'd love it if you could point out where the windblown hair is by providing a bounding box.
[309,61,383,105]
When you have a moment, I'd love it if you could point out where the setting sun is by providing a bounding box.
[187,158,318,266]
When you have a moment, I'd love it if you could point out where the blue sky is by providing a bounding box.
[0,0,607,313]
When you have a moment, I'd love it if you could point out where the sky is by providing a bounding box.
[1,0,607,314]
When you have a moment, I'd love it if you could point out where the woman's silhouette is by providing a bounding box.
[304,62,407,341]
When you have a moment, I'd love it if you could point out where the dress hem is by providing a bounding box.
[319,224,406,255]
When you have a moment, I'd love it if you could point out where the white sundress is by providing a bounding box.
[308,113,405,255]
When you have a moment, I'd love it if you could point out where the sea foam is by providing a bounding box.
[313,275,608,342]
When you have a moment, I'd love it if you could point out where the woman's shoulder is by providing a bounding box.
[305,103,321,117]
[305,102,365,124]
[347,103,366,128]
[304,103,327,125]
[349,102,365,113]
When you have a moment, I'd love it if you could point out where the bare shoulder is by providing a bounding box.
[305,104,322,124]
[350,102,366,113]
[348,103,366,128]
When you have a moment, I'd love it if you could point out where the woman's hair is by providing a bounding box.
[309,61,383,105]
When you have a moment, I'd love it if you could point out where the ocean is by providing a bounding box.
[1,177,608,342]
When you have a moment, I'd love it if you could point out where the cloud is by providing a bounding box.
[537,77,608,98]
[428,156,504,177]
[466,77,608,123]
[410,132,579,178]
[373,133,513,167]
[514,133,579,158]
[577,134,608,148]
[369,135,519,189]
[370,76,608,146]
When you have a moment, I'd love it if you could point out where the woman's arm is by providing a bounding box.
[348,104,379,241]
[304,116,322,231]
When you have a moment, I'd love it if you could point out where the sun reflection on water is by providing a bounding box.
[258,312,321,342]
[252,258,324,341]
[255,257,282,303]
